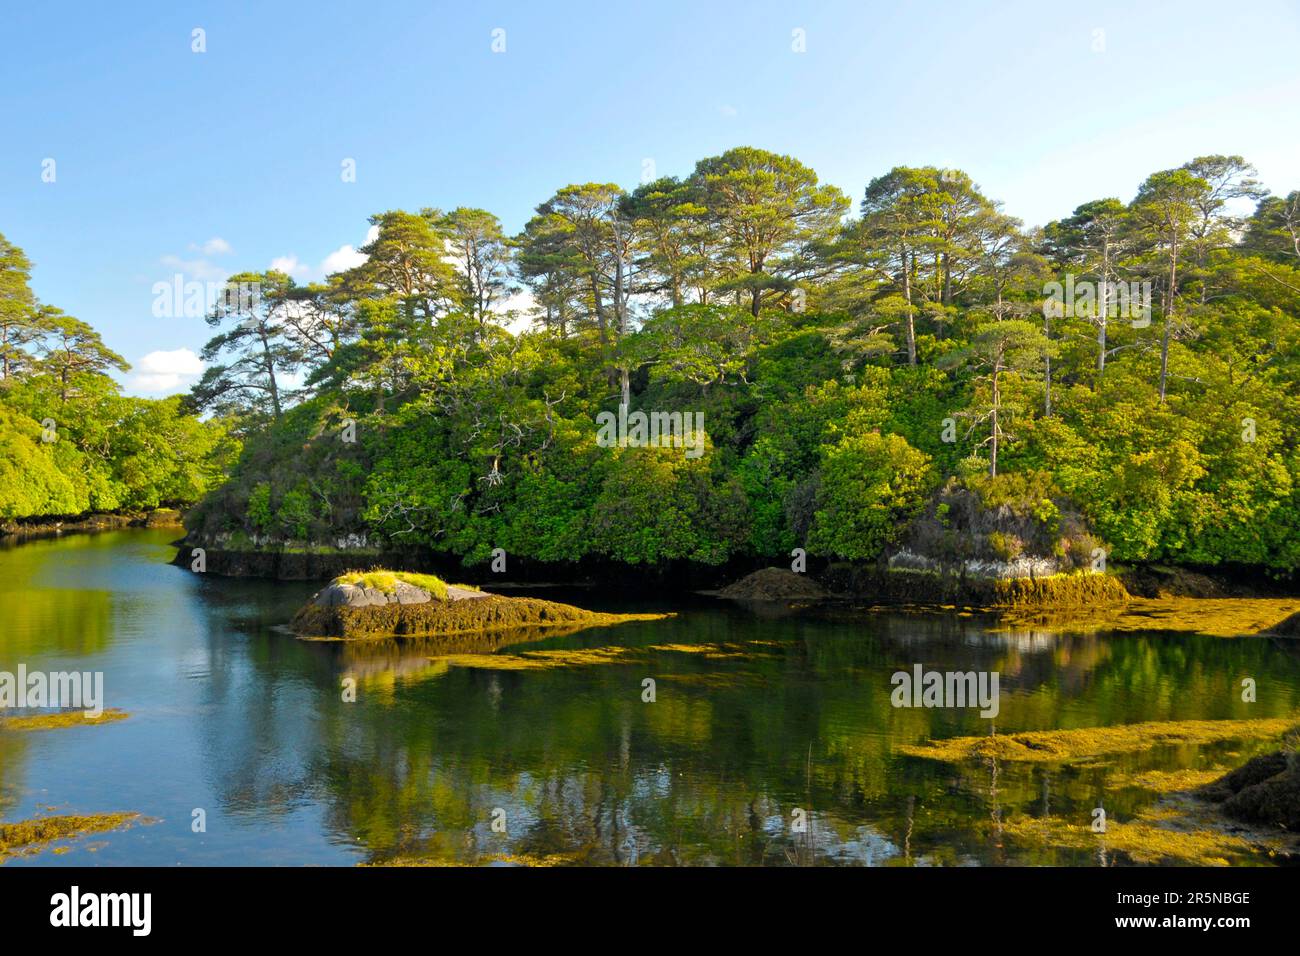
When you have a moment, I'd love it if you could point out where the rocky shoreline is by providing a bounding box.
[715,565,1130,610]
[2,508,184,541]
[167,538,1297,612]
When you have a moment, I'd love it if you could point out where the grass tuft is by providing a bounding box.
[334,570,449,600]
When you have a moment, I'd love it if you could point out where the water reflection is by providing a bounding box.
[1,530,1297,865]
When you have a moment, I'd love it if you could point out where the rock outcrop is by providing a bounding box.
[1199,749,1300,831]
[717,567,829,601]
[290,571,667,640]
[311,579,487,607]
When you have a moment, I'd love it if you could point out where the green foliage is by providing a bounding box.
[808,432,934,560]
[0,364,235,522]
[589,442,748,565]
[117,146,1300,578]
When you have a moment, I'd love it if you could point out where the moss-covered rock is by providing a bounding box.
[901,473,1101,574]
[336,570,450,597]
[291,573,668,639]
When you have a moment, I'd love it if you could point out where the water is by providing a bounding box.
[1,529,1297,866]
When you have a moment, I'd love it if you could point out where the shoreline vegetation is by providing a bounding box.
[214,549,1300,636]
[1,508,184,542]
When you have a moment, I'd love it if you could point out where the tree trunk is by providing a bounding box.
[903,251,917,366]
[1159,243,1177,403]
[1043,312,1052,417]
[1097,240,1109,374]
[590,274,606,343]
[990,368,1000,479]
[260,330,281,419]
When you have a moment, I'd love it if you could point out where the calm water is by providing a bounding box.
[2,529,1298,866]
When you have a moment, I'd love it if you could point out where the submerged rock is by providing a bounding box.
[1262,610,1300,636]
[1199,750,1300,830]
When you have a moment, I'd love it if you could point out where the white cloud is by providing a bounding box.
[129,347,205,395]
[159,254,228,282]
[270,255,313,279]
[321,243,368,276]
[159,238,234,285]
[280,223,379,280]
[497,288,538,333]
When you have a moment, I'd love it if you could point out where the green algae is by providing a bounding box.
[0,812,140,861]
[985,572,1130,609]
[648,642,765,659]
[435,645,643,671]
[434,640,773,673]
[997,809,1273,866]
[1109,766,1232,793]
[1,708,129,731]
[901,716,1300,764]
[1001,596,1300,638]
[366,851,575,867]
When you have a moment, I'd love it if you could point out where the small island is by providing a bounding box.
[289,570,669,640]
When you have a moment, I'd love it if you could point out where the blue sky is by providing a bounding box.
[2,0,1297,394]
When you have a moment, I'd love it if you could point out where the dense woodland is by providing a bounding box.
[3,148,1299,573]
[0,234,233,521]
